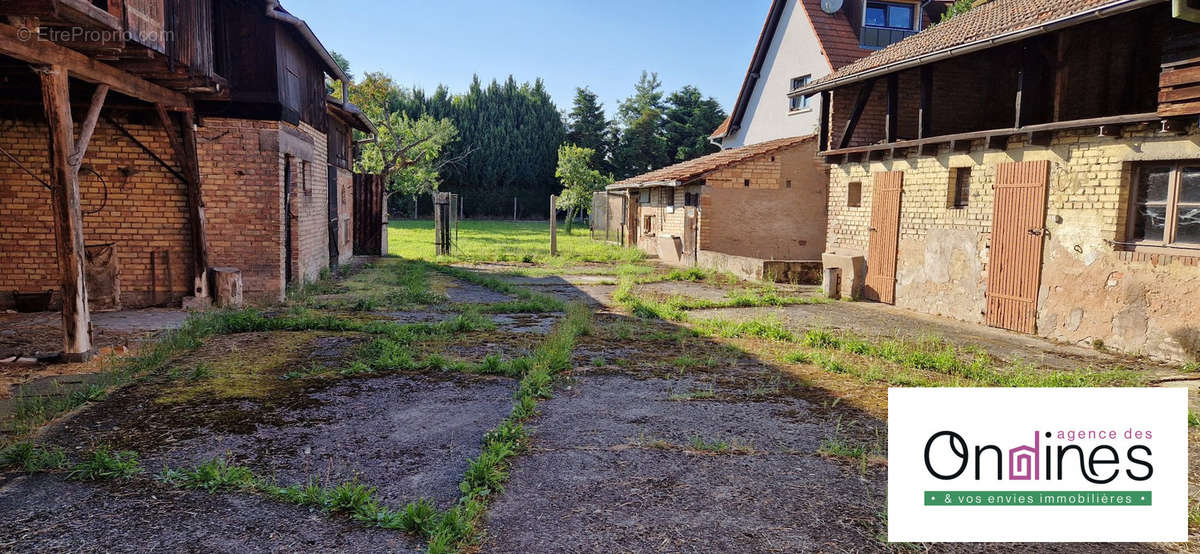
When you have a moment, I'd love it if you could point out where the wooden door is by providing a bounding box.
[682,208,698,265]
[864,171,904,304]
[986,160,1051,334]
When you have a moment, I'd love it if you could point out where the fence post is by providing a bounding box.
[434,192,451,256]
[550,195,558,257]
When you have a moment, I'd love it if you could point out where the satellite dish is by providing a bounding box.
[821,0,843,14]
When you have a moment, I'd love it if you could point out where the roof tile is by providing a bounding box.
[610,135,816,189]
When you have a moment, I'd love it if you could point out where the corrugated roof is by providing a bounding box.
[609,135,815,189]
[807,0,1156,90]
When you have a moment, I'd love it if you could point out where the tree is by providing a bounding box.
[617,71,665,126]
[940,0,975,22]
[612,71,669,178]
[326,50,353,97]
[663,85,726,162]
[351,72,463,217]
[555,144,612,233]
[565,87,611,172]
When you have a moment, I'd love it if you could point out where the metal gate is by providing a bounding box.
[864,171,904,304]
[590,191,625,244]
[986,160,1050,334]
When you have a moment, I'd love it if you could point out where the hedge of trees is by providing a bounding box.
[340,54,726,218]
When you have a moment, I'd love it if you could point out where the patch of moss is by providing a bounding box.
[155,331,334,404]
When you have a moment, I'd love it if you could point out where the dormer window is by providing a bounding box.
[865,1,915,30]
[860,1,919,49]
[789,75,812,112]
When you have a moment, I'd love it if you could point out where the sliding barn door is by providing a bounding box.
[986,160,1051,334]
[864,171,904,304]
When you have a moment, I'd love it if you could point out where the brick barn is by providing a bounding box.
[797,0,1200,361]
[0,0,377,359]
[604,135,827,281]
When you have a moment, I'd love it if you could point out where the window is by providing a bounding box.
[684,192,700,207]
[744,179,751,188]
[865,1,915,30]
[638,190,650,205]
[643,215,654,234]
[790,75,811,112]
[665,188,675,207]
[949,167,971,209]
[1128,162,1200,248]
[848,181,863,207]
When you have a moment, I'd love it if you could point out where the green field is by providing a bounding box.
[387,219,645,265]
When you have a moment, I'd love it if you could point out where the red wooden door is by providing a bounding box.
[986,160,1051,334]
[864,171,904,304]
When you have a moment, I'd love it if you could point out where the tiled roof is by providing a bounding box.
[609,135,815,189]
[712,0,873,140]
[798,0,871,70]
[809,0,1150,88]
[709,116,733,140]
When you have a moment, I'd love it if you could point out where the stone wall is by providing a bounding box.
[0,114,194,310]
[826,125,1200,361]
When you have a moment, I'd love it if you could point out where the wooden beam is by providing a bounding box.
[918,65,933,139]
[885,73,899,143]
[1014,46,1028,128]
[155,105,211,300]
[0,22,187,107]
[38,65,91,360]
[818,90,831,152]
[70,84,107,167]
[838,79,876,149]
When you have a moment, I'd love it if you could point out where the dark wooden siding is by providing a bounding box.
[328,118,351,170]
[166,0,215,76]
[276,25,329,132]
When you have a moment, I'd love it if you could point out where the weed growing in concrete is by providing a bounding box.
[672,355,718,371]
[161,458,257,492]
[692,316,796,342]
[67,448,142,481]
[689,436,731,452]
[0,443,68,472]
[1190,411,1199,428]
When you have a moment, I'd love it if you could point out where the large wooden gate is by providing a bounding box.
[353,173,385,256]
[864,171,904,304]
[986,160,1050,334]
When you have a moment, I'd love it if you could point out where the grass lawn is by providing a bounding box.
[387,219,645,266]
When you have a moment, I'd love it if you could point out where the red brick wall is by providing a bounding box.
[289,122,330,284]
[0,115,194,309]
[197,117,285,304]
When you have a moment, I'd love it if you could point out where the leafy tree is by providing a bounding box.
[565,87,612,172]
[330,50,353,82]
[555,144,612,233]
[351,72,462,218]
[663,85,726,162]
[940,0,975,22]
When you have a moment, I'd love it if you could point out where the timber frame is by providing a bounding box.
[807,1,1196,161]
[0,16,205,359]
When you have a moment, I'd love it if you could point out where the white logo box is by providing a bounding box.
[888,388,1188,543]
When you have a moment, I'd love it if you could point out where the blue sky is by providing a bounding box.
[284,0,772,119]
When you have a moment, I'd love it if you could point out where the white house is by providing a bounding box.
[711,0,948,149]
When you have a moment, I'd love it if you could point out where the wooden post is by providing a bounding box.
[818,90,831,152]
[918,65,933,139]
[39,65,92,360]
[885,73,899,143]
[549,195,558,257]
[156,105,210,301]
[433,192,450,256]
